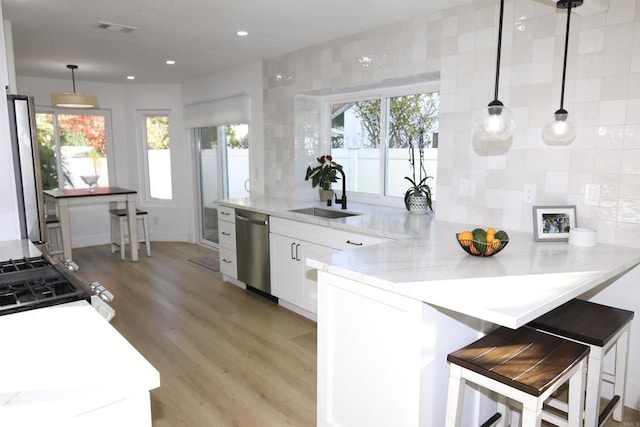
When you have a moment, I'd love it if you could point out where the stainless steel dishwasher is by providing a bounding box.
[235,209,272,296]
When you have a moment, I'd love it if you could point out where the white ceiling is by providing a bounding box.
[2,0,477,85]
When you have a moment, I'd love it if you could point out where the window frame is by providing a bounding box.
[137,109,175,205]
[320,81,440,207]
[36,107,115,190]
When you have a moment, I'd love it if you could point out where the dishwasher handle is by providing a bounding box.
[235,214,268,226]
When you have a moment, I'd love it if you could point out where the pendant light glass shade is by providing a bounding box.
[473,100,515,142]
[473,0,515,144]
[542,0,582,146]
[51,65,98,108]
[542,109,577,145]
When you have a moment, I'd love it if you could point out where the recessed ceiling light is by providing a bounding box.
[166,60,176,65]
[236,30,249,37]
[127,75,135,80]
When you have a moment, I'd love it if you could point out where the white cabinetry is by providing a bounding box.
[269,217,388,318]
[270,233,334,315]
[217,206,238,281]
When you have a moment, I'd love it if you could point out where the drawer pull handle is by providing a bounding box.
[220,211,230,216]
[222,258,232,263]
[295,243,301,261]
[346,240,363,246]
[291,242,296,260]
[221,231,231,236]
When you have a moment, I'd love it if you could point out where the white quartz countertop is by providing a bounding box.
[217,196,424,239]
[307,220,640,328]
[0,301,160,426]
[217,197,640,329]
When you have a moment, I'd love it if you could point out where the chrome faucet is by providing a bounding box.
[321,166,347,210]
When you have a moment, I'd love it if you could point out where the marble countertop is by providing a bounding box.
[217,197,640,328]
[217,196,429,239]
[0,301,160,425]
[0,239,43,260]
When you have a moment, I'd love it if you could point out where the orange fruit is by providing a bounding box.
[458,231,473,247]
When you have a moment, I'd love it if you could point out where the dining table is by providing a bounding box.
[43,187,139,261]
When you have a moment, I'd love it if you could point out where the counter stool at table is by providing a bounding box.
[528,299,634,427]
[109,208,151,260]
[445,326,589,427]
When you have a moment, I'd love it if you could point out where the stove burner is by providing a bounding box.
[0,260,90,315]
[0,256,52,274]
[0,275,79,307]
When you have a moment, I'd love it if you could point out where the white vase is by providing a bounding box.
[407,195,430,214]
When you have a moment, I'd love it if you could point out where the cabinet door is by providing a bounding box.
[270,233,304,303]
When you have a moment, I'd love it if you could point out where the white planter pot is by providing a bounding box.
[319,189,334,202]
[407,195,430,214]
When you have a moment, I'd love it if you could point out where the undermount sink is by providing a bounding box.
[289,207,361,219]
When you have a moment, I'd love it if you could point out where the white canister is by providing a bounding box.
[568,228,597,247]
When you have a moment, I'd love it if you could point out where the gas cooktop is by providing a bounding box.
[0,255,91,316]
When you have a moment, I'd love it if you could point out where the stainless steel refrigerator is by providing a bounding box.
[7,94,45,243]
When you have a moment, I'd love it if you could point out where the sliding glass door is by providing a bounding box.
[194,124,249,246]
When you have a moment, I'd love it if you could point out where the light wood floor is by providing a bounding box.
[72,242,639,426]
[72,242,317,426]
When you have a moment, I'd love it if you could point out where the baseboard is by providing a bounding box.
[71,233,191,248]
[626,379,639,410]
[278,299,317,322]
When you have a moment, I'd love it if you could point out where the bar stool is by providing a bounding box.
[445,326,589,427]
[528,299,634,427]
[109,208,151,260]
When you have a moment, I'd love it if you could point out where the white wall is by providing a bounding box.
[0,16,21,241]
[16,76,193,245]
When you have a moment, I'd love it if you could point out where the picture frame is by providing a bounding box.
[532,205,577,242]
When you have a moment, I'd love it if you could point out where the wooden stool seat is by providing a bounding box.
[446,326,589,426]
[528,299,634,427]
[109,208,151,260]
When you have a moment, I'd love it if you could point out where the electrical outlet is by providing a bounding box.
[459,179,475,197]
[523,184,536,204]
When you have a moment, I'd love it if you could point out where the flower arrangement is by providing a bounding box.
[305,154,342,191]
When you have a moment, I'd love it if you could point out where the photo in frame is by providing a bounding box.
[532,205,577,242]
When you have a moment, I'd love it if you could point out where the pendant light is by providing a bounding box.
[473,0,515,143]
[542,0,583,146]
[51,65,98,108]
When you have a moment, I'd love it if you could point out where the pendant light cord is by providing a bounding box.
[559,1,572,111]
[493,0,505,102]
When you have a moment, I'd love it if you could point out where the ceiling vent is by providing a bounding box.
[97,21,138,33]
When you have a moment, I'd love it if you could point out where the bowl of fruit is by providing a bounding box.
[456,227,509,257]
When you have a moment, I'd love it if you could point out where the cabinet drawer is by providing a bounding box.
[219,247,237,279]
[270,217,389,250]
[218,206,235,223]
[218,220,236,250]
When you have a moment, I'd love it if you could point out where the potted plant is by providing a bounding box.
[404,143,433,213]
[305,154,342,202]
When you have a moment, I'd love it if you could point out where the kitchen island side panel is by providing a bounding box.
[317,270,495,426]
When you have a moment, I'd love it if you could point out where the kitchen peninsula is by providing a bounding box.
[218,197,640,426]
